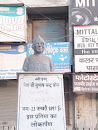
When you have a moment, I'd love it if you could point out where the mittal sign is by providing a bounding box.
[74,25,98,72]
[71,0,98,25]
[0,6,26,42]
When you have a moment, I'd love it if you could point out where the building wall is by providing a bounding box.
[0,0,20,5]
[0,2,73,130]
[22,0,69,7]
[0,0,69,7]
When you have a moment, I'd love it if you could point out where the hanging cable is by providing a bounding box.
[0,31,25,41]
[16,0,98,44]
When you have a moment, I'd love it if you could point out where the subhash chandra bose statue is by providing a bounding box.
[23,35,54,72]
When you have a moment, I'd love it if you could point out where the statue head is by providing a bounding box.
[32,35,45,54]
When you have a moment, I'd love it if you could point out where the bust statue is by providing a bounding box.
[23,35,54,72]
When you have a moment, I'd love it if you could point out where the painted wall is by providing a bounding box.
[0,0,69,7]
[0,0,21,5]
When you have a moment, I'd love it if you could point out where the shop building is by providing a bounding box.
[0,0,74,130]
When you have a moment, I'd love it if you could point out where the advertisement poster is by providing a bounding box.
[0,44,26,79]
[73,73,98,92]
[74,25,98,72]
[0,6,26,42]
[27,42,71,73]
[71,0,98,25]
[17,73,66,130]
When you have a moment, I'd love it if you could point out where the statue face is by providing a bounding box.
[34,42,45,53]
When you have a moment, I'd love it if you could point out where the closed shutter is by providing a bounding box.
[0,80,17,125]
[75,93,97,130]
[32,20,66,42]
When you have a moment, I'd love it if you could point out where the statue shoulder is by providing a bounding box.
[26,54,34,60]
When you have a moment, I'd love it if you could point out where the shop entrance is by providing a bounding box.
[75,93,97,130]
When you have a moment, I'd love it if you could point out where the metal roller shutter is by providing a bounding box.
[32,20,66,42]
[0,80,17,126]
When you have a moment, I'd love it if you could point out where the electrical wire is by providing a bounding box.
[0,0,70,41]
[0,0,89,42]
[15,0,71,41]
[0,0,97,43]
[0,31,26,41]
[2,28,28,40]
[0,12,27,41]
[17,0,67,29]
[16,0,98,45]
[0,17,69,42]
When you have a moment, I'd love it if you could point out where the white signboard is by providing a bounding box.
[0,6,26,42]
[0,44,26,79]
[17,73,66,130]
[74,25,98,72]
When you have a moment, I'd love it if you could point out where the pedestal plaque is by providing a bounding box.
[17,73,66,130]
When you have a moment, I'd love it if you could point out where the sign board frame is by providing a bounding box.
[27,42,71,73]
[0,6,26,42]
[17,73,66,130]
[0,43,26,79]
[73,73,98,92]
[71,0,98,25]
[74,25,98,72]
